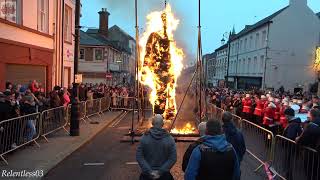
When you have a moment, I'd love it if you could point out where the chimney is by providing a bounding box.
[289,0,307,7]
[98,8,110,36]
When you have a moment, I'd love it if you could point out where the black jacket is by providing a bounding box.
[223,122,246,162]
[283,117,303,141]
[182,138,203,172]
[296,118,320,151]
[20,103,37,115]
[0,100,17,122]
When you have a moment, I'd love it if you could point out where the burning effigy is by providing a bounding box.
[140,5,183,123]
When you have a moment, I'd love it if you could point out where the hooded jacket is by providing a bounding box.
[283,117,302,141]
[223,122,246,162]
[136,127,177,175]
[296,118,320,151]
[185,135,240,180]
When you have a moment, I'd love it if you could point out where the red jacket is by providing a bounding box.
[254,99,266,116]
[242,98,252,114]
[279,105,289,128]
[274,103,281,122]
[263,106,275,126]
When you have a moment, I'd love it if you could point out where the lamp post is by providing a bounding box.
[70,0,81,136]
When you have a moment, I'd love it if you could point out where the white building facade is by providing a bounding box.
[213,44,228,87]
[227,0,320,91]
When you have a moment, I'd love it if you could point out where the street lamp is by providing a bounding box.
[221,38,225,45]
[70,0,81,136]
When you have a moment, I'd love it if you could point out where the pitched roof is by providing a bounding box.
[231,6,288,40]
[203,52,216,60]
[215,43,228,52]
[80,30,105,46]
[109,25,135,41]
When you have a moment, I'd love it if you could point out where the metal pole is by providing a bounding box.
[70,0,81,136]
[198,0,202,121]
[135,0,141,124]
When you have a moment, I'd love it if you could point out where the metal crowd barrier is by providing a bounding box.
[207,105,224,121]
[66,101,87,124]
[231,114,242,129]
[41,106,69,142]
[100,96,111,113]
[241,119,274,171]
[272,135,319,180]
[110,96,137,111]
[85,99,102,120]
[0,113,41,165]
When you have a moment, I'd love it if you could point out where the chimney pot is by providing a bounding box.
[98,8,110,36]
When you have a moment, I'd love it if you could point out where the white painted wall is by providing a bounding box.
[266,3,320,91]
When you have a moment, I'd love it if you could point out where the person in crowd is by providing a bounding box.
[296,108,320,150]
[185,120,240,180]
[182,122,207,172]
[242,94,252,120]
[279,100,290,130]
[78,83,87,102]
[50,86,61,108]
[253,95,266,125]
[263,100,276,130]
[222,111,246,163]
[136,114,177,180]
[62,88,71,107]
[20,95,37,142]
[282,108,302,141]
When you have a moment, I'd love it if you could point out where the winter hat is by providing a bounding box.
[284,108,295,117]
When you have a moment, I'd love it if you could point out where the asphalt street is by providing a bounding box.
[43,111,266,180]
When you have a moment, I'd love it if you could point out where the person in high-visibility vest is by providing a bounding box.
[254,95,267,125]
[242,94,252,120]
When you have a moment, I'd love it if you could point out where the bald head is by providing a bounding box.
[152,114,164,128]
[198,122,207,136]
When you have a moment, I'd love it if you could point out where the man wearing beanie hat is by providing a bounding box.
[283,108,302,141]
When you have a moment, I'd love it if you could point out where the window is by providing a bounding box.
[37,0,49,33]
[64,5,72,42]
[80,48,85,60]
[94,48,103,61]
[260,55,265,73]
[249,36,253,49]
[239,40,242,52]
[248,58,251,73]
[0,0,22,24]
[255,33,260,49]
[243,59,246,73]
[262,31,267,47]
[244,38,247,52]
[254,56,257,73]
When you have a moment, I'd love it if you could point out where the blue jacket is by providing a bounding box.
[136,127,177,175]
[283,117,302,141]
[184,135,240,180]
[223,122,246,162]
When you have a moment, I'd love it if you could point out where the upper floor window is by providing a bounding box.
[64,5,72,43]
[80,48,85,60]
[0,0,22,24]
[94,48,103,61]
[249,36,253,49]
[255,33,260,49]
[262,31,267,47]
[239,40,243,52]
[37,0,49,33]
[244,38,247,52]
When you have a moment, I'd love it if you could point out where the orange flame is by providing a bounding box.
[171,123,197,135]
[139,4,184,121]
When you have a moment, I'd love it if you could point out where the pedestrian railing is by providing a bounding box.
[272,135,319,180]
[100,96,111,113]
[231,114,242,129]
[0,113,41,165]
[110,96,137,111]
[207,106,224,121]
[40,106,69,142]
[241,119,275,171]
[85,99,102,120]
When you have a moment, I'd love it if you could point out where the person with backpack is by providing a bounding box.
[185,120,240,180]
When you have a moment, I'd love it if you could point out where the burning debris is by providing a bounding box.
[140,5,183,122]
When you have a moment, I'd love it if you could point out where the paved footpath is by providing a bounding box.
[42,112,267,180]
[0,110,123,180]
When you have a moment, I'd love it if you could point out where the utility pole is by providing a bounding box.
[70,0,81,136]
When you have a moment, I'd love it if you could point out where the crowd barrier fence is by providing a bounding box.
[0,113,41,165]
[40,106,69,142]
[0,96,112,165]
[272,135,319,180]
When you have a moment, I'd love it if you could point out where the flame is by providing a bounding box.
[139,4,184,121]
[171,123,196,135]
